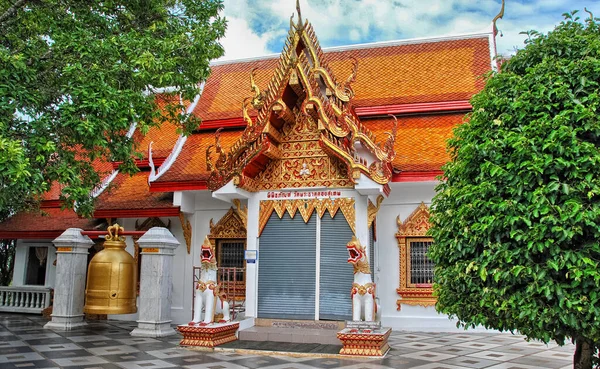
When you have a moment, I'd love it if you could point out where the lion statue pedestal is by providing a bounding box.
[177,236,237,347]
[337,236,391,357]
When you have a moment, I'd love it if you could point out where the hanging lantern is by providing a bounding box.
[84,224,137,315]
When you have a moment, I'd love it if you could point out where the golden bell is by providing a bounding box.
[84,224,137,315]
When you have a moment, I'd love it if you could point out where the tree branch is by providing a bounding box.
[0,0,27,27]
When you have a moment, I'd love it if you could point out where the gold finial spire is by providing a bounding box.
[106,223,125,241]
[290,0,304,31]
[493,0,505,36]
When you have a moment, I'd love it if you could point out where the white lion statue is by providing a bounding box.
[189,236,231,326]
[347,236,379,322]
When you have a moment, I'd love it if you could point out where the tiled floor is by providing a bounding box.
[0,313,575,368]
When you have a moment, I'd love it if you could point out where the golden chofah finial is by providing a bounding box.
[106,223,125,242]
[206,144,214,172]
[242,97,253,126]
[290,0,304,30]
[584,7,594,20]
[383,114,398,161]
[249,68,264,109]
[493,0,505,36]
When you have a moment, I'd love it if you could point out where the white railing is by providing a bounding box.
[0,286,52,314]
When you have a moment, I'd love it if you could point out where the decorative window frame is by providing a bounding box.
[395,202,436,311]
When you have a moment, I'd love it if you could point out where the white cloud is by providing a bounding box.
[218,0,600,60]
[218,16,272,61]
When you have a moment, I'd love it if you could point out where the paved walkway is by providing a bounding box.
[0,313,575,369]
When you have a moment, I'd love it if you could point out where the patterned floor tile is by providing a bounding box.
[508,355,571,369]
[32,343,83,352]
[454,341,502,350]
[296,357,362,368]
[146,347,203,359]
[1,359,59,368]
[465,350,524,362]
[100,351,159,363]
[394,341,443,350]
[86,345,140,356]
[441,355,501,368]
[68,335,113,343]
[51,356,110,367]
[398,350,457,362]
[0,345,36,355]
[0,352,46,363]
[116,337,162,345]
[485,363,554,369]
[42,349,93,360]
[161,354,221,366]
[114,360,178,369]
[184,362,250,369]
[228,355,294,369]
[531,350,573,361]
[409,363,472,369]
[24,337,74,346]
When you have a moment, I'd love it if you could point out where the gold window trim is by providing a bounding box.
[395,202,436,311]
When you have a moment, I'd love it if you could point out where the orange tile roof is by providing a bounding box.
[95,171,174,211]
[0,208,99,238]
[138,94,186,159]
[362,113,463,172]
[153,113,461,184]
[195,37,490,123]
[155,129,243,183]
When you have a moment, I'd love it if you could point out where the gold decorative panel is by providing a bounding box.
[251,113,353,190]
[259,198,355,235]
[395,202,436,310]
[208,203,248,240]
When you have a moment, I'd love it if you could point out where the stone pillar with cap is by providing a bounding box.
[131,227,180,337]
[44,228,94,330]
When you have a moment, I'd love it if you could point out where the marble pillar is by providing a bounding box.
[131,227,180,337]
[44,228,94,330]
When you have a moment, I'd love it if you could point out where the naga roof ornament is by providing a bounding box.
[207,0,397,191]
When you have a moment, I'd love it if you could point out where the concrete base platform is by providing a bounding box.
[239,320,343,345]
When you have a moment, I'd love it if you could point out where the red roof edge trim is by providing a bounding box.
[149,181,208,192]
[112,157,166,170]
[198,101,471,130]
[0,231,63,239]
[40,200,62,208]
[197,117,255,131]
[355,101,472,117]
[81,230,147,239]
[392,171,444,182]
[93,207,181,218]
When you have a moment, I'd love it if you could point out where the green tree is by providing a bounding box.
[0,0,226,217]
[429,11,600,369]
[0,239,15,285]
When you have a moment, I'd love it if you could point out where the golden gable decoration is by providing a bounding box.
[259,198,355,236]
[395,202,436,310]
[206,0,396,192]
[209,202,248,241]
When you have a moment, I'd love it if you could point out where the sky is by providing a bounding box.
[217,0,600,61]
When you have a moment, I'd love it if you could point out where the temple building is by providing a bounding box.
[0,6,502,330]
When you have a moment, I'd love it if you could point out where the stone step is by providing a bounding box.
[238,326,341,345]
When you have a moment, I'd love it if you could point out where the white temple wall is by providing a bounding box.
[167,190,233,324]
[377,181,466,331]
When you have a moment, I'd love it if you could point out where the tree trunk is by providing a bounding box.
[574,338,593,369]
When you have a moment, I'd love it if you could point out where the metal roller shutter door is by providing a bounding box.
[319,213,354,320]
[258,212,316,319]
